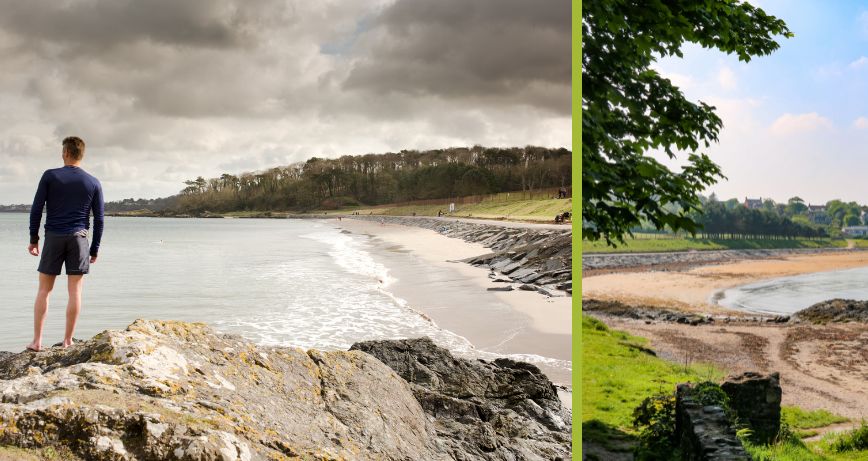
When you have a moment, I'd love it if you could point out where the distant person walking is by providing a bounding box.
[26,137,104,352]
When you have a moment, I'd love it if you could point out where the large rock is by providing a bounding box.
[0,321,571,460]
[793,299,868,323]
[0,320,451,460]
[351,338,571,460]
[721,372,782,445]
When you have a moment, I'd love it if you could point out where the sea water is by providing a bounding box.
[716,265,868,314]
[0,214,569,379]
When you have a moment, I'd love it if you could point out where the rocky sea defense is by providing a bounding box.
[582,247,853,274]
[0,320,571,460]
[348,216,572,296]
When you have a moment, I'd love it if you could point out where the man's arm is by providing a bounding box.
[89,182,105,259]
[28,171,49,253]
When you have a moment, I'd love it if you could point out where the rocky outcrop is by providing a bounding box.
[792,299,868,323]
[0,320,571,460]
[674,384,749,461]
[348,216,572,296]
[351,338,571,460]
[721,372,782,445]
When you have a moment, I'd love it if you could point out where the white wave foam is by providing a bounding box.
[214,226,572,375]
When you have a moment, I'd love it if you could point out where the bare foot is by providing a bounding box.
[25,341,41,352]
[62,340,74,348]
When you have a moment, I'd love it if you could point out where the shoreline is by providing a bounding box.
[333,219,572,391]
[582,250,868,314]
[582,251,868,421]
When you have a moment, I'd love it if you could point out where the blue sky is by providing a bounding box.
[653,0,868,205]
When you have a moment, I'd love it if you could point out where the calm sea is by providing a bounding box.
[0,213,569,379]
[717,265,868,314]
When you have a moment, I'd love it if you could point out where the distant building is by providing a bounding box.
[807,204,830,224]
[842,226,868,237]
[743,197,763,209]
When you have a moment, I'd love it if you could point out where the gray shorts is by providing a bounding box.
[38,230,90,275]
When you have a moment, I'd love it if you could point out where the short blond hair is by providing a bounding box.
[62,136,85,160]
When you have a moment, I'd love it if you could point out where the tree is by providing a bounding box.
[582,0,791,244]
[786,196,807,215]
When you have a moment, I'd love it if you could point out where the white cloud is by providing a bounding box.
[861,11,868,36]
[854,117,868,130]
[769,112,833,135]
[717,66,737,90]
[849,56,868,69]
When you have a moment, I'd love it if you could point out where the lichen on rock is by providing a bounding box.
[0,320,571,460]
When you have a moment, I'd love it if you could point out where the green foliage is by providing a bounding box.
[632,393,678,460]
[582,0,791,245]
[691,381,730,408]
[170,146,571,213]
[693,200,827,240]
[825,422,868,453]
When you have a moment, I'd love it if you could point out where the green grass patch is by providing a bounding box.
[581,315,723,430]
[819,422,868,454]
[744,422,868,461]
[341,197,572,222]
[846,239,868,249]
[582,236,844,253]
[782,406,849,431]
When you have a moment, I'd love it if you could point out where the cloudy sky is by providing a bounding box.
[653,0,868,205]
[0,0,570,203]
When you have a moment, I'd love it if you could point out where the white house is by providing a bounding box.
[842,226,868,237]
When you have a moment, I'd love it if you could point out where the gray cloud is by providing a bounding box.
[343,0,570,114]
[0,0,570,203]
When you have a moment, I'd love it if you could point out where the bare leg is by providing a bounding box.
[28,273,57,351]
[64,275,84,347]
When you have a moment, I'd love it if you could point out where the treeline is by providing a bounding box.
[691,201,828,239]
[174,146,571,212]
[105,197,178,213]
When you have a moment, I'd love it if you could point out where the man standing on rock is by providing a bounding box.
[26,136,104,352]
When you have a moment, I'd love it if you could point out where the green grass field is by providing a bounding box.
[339,197,572,222]
[582,315,865,460]
[582,236,845,253]
[582,315,722,431]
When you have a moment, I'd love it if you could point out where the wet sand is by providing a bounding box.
[334,219,573,390]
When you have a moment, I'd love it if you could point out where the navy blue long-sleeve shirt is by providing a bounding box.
[29,166,104,256]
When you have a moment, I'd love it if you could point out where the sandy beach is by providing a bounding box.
[583,251,868,313]
[583,250,868,422]
[334,218,573,390]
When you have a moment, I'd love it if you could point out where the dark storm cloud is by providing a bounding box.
[343,0,571,114]
[0,0,570,203]
[0,0,256,49]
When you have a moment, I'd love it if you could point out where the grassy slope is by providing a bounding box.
[582,315,722,429]
[583,236,845,253]
[582,315,865,460]
[340,197,572,222]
